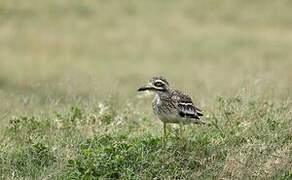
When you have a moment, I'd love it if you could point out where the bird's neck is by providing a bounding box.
[156,89,170,98]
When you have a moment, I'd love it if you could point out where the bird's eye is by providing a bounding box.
[154,82,164,87]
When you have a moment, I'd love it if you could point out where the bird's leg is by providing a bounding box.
[163,122,167,138]
[179,122,187,149]
[179,122,183,138]
[162,122,168,145]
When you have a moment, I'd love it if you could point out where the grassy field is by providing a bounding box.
[0,0,292,179]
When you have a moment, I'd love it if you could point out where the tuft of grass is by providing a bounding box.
[64,133,227,179]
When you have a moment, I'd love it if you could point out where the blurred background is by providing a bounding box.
[0,0,292,115]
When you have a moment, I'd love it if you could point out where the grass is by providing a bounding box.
[0,0,292,179]
[1,96,291,179]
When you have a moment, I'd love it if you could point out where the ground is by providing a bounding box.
[0,0,291,179]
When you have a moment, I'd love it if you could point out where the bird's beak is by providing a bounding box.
[137,85,153,91]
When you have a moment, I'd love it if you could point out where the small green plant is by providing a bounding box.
[64,131,230,179]
[1,140,56,178]
[6,116,51,144]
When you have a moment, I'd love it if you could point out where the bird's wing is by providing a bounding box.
[171,90,203,120]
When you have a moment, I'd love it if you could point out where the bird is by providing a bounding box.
[137,76,204,137]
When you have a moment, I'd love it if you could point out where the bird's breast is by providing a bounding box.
[152,95,178,122]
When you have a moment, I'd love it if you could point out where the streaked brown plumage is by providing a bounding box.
[138,76,204,136]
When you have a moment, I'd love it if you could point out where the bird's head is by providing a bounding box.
[137,76,170,93]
